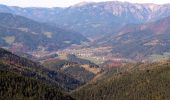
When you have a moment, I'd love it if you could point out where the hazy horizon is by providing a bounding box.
[0,0,169,8]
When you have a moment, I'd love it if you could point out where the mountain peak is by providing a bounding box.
[147,4,159,11]
[72,2,95,7]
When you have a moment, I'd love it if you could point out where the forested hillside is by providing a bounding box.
[72,61,170,100]
[43,55,102,83]
[0,48,83,90]
[0,71,73,100]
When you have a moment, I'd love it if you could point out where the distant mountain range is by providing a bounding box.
[0,2,169,37]
[94,16,170,60]
[0,1,169,60]
[0,13,88,52]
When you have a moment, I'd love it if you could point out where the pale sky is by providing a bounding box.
[0,0,169,8]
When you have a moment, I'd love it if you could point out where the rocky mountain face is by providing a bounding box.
[94,16,170,60]
[0,13,88,52]
[0,2,169,37]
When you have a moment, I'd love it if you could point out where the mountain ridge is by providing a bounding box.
[94,16,170,60]
[0,48,83,90]
[0,1,170,37]
[71,61,170,100]
[0,12,88,52]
